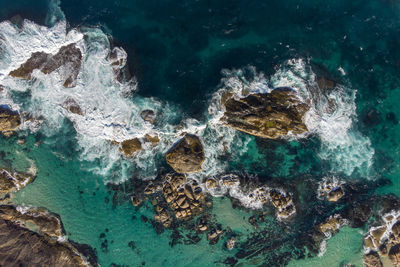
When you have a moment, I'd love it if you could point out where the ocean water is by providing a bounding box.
[0,0,400,266]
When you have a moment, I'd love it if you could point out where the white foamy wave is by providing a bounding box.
[216,59,374,177]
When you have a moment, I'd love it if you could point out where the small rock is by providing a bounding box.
[140,110,156,124]
[226,237,236,250]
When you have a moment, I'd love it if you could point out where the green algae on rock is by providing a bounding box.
[221,87,309,139]
[166,134,205,173]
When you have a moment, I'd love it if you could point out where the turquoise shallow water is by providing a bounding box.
[0,0,400,266]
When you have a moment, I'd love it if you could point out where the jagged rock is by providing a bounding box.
[363,251,383,267]
[371,226,387,247]
[392,221,400,242]
[120,138,142,156]
[145,134,160,145]
[161,173,205,222]
[0,205,94,266]
[206,178,218,189]
[226,237,236,250]
[207,229,223,245]
[327,187,344,202]
[62,98,83,115]
[9,43,82,88]
[154,207,173,228]
[389,244,400,266]
[269,189,295,218]
[166,134,205,173]
[0,169,35,194]
[140,110,156,124]
[131,194,142,207]
[221,87,309,139]
[0,106,21,136]
[318,216,341,235]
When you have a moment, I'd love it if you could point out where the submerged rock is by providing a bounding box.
[0,169,35,194]
[166,134,205,173]
[140,110,156,124]
[9,43,82,88]
[120,138,142,157]
[0,205,94,266]
[221,88,309,139]
[0,106,21,136]
[62,98,83,115]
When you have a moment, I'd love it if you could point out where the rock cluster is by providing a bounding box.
[318,178,345,202]
[0,168,35,194]
[9,43,82,88]
[363,211,400,266]
[0,106,21,137]
[161,173,205,221]
[269,189,296,219]
[166,134,205,173]
[221,87,309,139]
[0,205,94,266]
[363,251,383,267]
[317,215,345,236]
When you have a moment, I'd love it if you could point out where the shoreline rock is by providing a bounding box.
[0,168,35,194]
[0,204,96,266]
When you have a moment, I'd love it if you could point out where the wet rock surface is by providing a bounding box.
[9,43,82,88]
[0,106,21,137]
[166,134,205,173]
[120,138,142,157]
[0,205,96,267]
[221,88,309,139]
[363,251,383,267]
[269,189,295,219]
[0,168,35,194]
[62,98,83,115]
[140,110,156,124]
[318,178,345,202]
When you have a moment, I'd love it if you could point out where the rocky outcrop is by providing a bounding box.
[0,168,35,194]
[221,87,309,139]
[161,173,205,221]
[166,134,205,173]
[318,178,345,202]
[363,251,383,267]
[9,43,82,88]
[269,189,296,219]
[389,244,400,266]
[0,106,21,136]
[363,212,400,266]
[120,138,142,157]
[0,205,95,266]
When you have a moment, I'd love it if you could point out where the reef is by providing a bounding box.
[221,87,309,139]
[9,43,82,88]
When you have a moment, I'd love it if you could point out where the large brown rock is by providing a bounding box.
[0,205,94,267]
[221,87,309,139]
[166,134,205,173]
[389,244,400,266]
[120,138,142,157]
[363,251,383,267]
[9,43,82,88]
[0,168,35,194]
[0,106,21,136]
